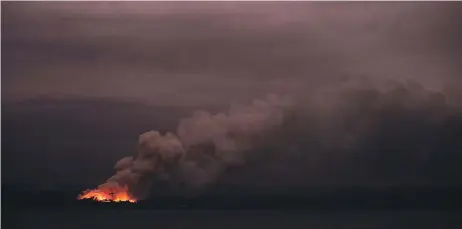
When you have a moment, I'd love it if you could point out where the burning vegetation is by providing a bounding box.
[77,186,136,203]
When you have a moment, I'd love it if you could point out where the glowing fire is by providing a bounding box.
[77,186,137,203]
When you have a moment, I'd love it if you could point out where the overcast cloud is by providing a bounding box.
[3,2,462,105]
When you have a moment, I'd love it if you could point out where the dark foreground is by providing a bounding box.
[3,186,462,229]
[5,209,462,229]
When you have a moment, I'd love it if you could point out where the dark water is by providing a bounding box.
[5,210,462,229]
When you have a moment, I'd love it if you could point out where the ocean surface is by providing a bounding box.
[5,209,462,229]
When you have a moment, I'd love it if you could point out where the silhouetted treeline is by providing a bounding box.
[3,185,462,210]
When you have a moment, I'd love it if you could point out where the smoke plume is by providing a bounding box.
[96,79,462,199]
[97,94,293,199]
[216,79,462,188]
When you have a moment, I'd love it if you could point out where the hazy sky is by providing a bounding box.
[2,2,462,105]
[3,2,462,189]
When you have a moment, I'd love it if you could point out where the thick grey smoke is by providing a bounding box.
[97,94,293,199]
[95,79,462,199]
[216,79,462,188]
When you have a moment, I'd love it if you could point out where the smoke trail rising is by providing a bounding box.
[93,94,293,199]
[83,79,462,200]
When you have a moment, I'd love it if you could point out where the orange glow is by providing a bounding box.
[77,186,136,203]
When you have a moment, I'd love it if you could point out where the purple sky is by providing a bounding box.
[3,2,462,106]
[2,2,462,188]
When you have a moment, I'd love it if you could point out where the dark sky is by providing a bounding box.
[2,2,462,190]
[3,2,462,106]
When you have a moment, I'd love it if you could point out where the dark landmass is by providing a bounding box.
[3,185,462,211]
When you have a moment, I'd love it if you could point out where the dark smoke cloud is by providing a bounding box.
[97,80,461,199]
[98,95,292,198]
[271,80,462,186]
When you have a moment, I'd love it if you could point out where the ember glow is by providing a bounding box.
[77,186,137,203]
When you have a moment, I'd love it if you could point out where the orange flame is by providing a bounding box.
[77,186,137,203]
